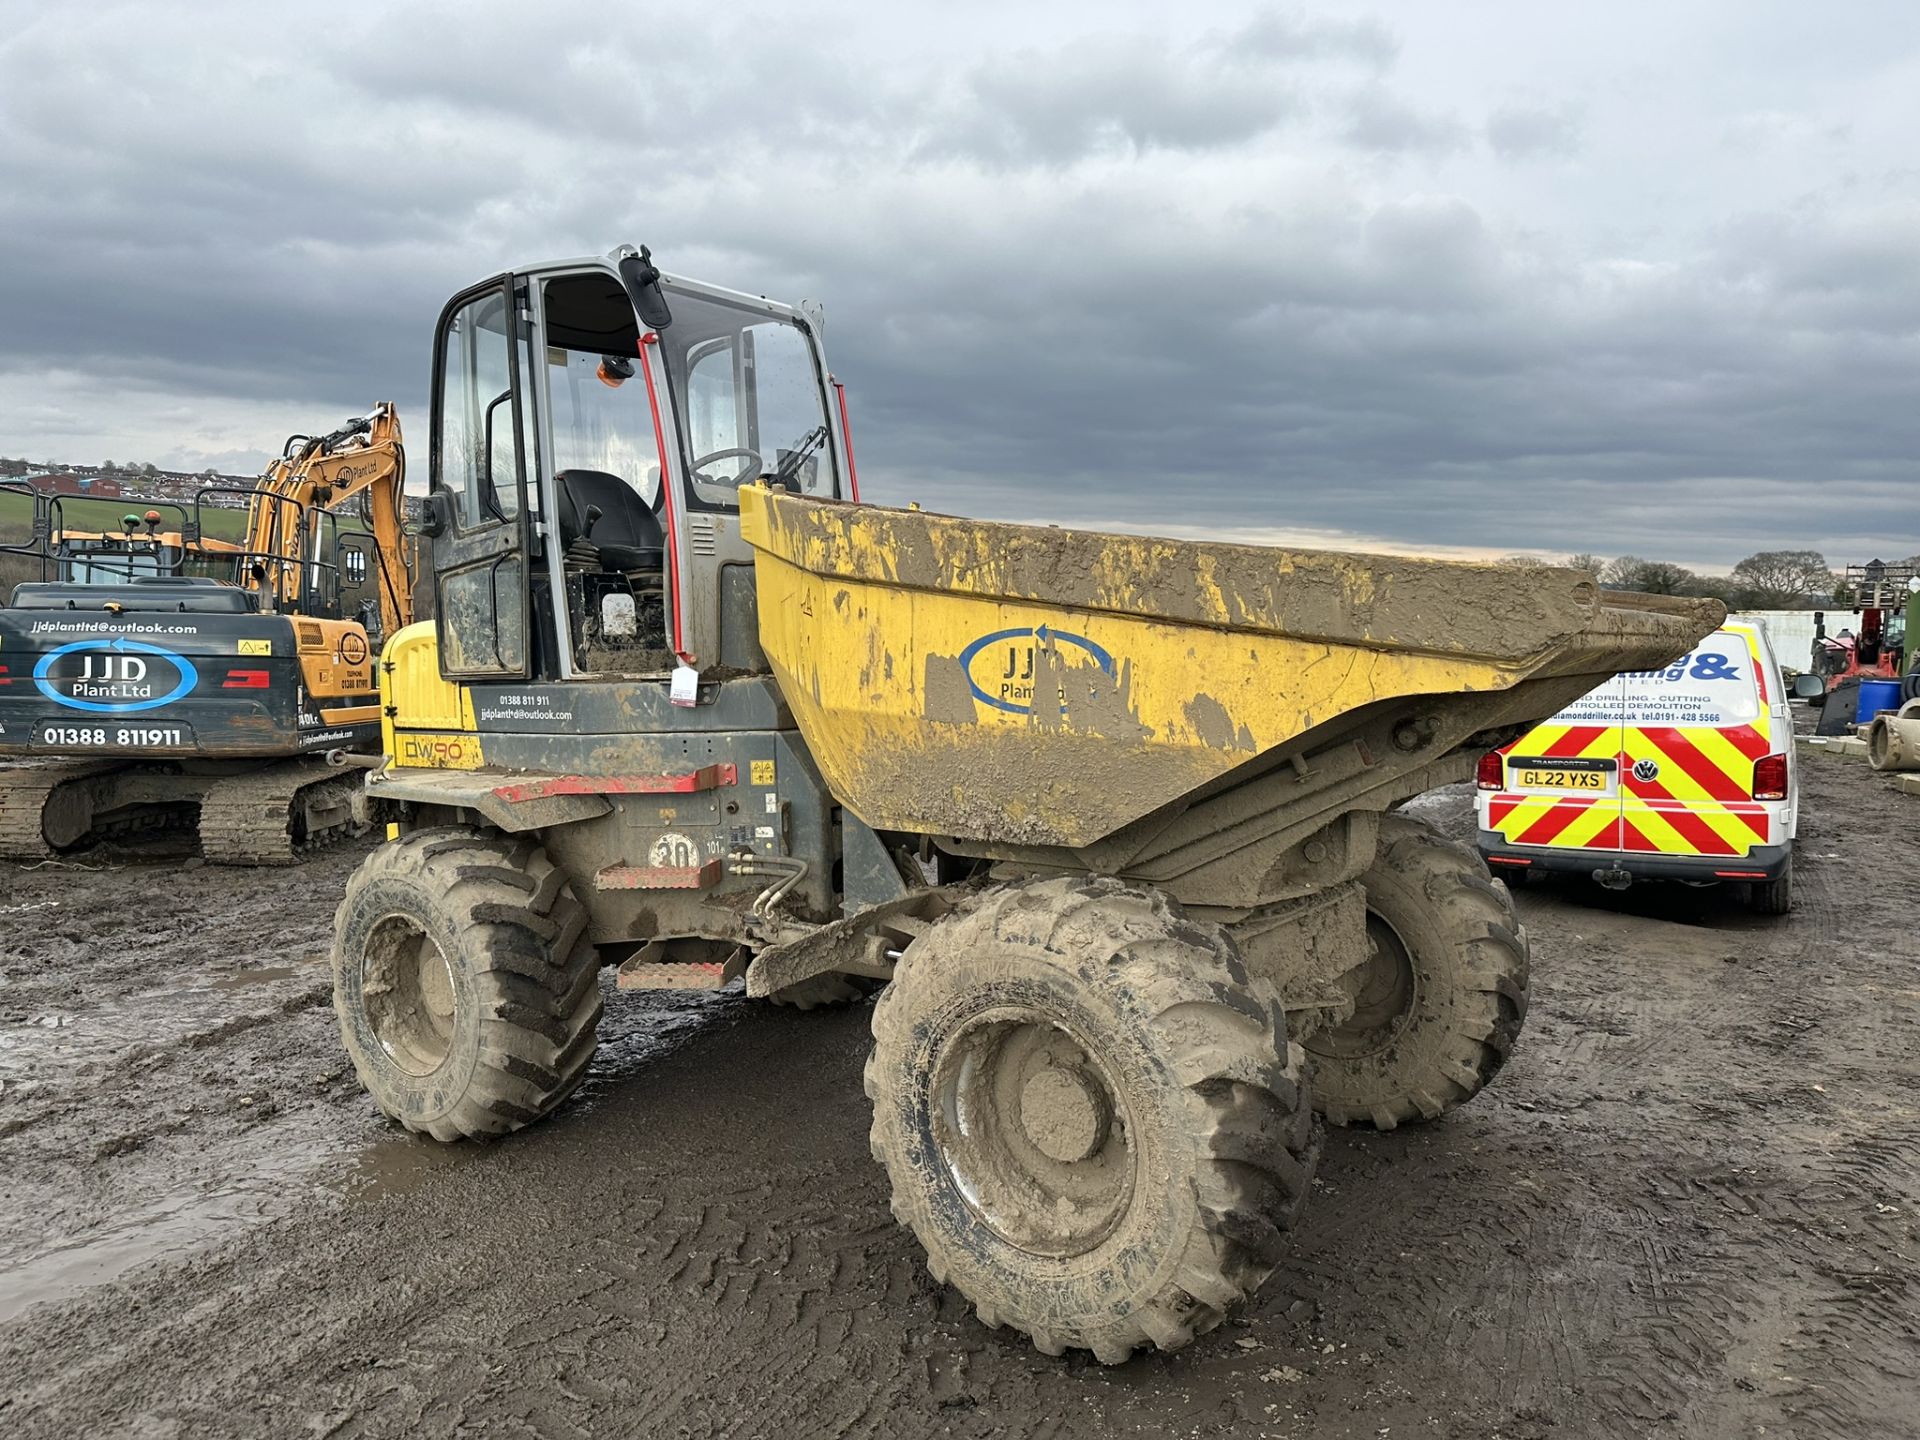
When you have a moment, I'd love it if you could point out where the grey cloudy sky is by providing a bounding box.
[1,0,1915,569]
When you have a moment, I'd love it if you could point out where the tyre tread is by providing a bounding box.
[332,827,600,1141]
[1313,813,1531,1129]
[867,874,1321,1363]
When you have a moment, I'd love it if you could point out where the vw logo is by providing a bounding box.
[1632,758,1660,783]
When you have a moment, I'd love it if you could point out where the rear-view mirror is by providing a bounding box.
[617,245,674,333]
[1791,673,1826,700]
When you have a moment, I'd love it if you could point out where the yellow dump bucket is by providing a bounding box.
[740,488,1721,848]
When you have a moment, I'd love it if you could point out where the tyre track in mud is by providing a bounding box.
[2,736,1918,1438]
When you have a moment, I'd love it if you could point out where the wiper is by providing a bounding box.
[772,426,828,488]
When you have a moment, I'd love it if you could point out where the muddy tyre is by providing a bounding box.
[1307,814,1529,1130]
[332,827,601,1142]
[1746,854,1794,915]
[865,876,1319,1364]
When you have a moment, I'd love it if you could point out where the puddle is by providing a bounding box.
[0,974,741,1323]
[333,1134,464,1200]
[0,956,328,1080]
[0,1114,405,1325]
[0,1182,277,1325]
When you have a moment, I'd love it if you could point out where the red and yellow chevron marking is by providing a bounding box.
[1618,716,1773,855]
[1488,687,1778,858]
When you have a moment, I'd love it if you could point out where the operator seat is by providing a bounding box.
[554,469,665,574]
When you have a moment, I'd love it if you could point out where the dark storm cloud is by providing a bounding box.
[0,0,1916,569]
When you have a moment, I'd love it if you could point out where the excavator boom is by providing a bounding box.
[246,402,412,639]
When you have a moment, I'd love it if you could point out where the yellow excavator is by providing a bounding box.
[0,404,412,862]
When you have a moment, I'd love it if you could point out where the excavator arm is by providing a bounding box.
[246,402,412,637]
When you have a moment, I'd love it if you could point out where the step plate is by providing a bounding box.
[616,952,746,992]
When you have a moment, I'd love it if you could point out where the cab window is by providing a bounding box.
[659,292,839,507]
[435,288,522,529]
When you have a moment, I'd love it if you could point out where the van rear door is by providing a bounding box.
[1483,675,1627,853]
[1616,627,1773,859]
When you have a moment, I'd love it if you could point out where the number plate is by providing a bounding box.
[34,721,195,750]
[1509,756,1616,793]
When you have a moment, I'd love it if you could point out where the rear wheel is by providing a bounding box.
[1307,815,1530,1130]
[1746,854,1794,915]
[865,876,1319,1363]
[332,827,601,1141]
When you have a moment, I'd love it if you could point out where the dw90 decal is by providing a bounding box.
[395,732,483,769]
[31,639,198,714]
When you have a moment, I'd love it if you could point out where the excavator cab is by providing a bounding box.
[421,246,850,684]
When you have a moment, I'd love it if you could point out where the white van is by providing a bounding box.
[1474,619,1798,912]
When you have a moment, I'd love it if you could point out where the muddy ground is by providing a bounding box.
[1,739,1916,1439]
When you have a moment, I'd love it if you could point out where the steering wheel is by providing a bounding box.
[688,447,764,487]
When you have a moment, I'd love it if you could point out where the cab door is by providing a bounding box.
[1487,677,1627,852]
[428,278,533,679]
[1617,628,1775,858]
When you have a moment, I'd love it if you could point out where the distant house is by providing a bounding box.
[23,473,124,499]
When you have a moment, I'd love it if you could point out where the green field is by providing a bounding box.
[0,488,254,544]
[0,486,386,606]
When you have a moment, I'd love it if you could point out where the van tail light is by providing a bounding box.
[1476,750,1504,791]
[1752,753,1788,801]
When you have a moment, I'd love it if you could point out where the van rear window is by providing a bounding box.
[1620,631,1760,727]
[1541,629,1762,729]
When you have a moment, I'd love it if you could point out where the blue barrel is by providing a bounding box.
[1856,677,1902,722]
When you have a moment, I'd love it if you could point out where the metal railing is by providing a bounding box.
[1,481,360,619]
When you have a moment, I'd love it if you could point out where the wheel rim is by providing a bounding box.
[361,914,457,1077]
[1307,912,1417,1060]
[929,1008,1137,1259]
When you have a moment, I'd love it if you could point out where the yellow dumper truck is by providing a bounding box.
[330,247,1722,1362]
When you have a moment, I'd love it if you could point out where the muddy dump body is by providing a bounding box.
[739,488,1722,893]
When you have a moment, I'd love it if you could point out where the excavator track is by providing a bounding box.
[0,760,125,860]
[197,758,374,867]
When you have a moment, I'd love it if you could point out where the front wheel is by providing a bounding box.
[331,827,602,1142]
[1306,814,1530,1130]
[865,876,1319,1364]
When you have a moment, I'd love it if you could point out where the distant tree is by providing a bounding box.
[99,459,117,473]
[140,462,159,477]
[1729,549,1833,608]
[1684,573,1741,605]
[1563,552,1605,577]
[1601,555,1697,594]
[1494,553,1552,568]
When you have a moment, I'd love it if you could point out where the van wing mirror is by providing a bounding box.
[1791,672,1826,700]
